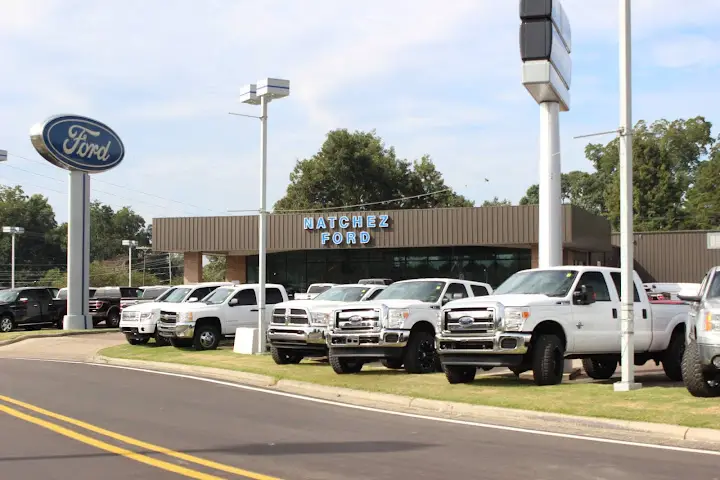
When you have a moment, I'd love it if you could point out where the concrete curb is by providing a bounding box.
[92,355,720,446]
[0,330,118,347]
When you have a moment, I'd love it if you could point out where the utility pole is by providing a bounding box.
[2,226,25,288]
[122,240,138,287]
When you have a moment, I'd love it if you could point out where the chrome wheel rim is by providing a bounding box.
[0,318,12,332]
[199,331,216,348]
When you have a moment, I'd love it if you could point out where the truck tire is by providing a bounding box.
[582,357,618,380]
[662,331,684,381]
[329,355,363,374]
[271,346,303,365]
[531,334,565,386]
[681,339,720,397]
[403,330,437,374]
[193,324,220,351]
[170,338,193,348]
[381,359,403,369]
[126,335,150,346]
[443,365,476,384]
[106,310,121,328]
[0,315,14,333]
[154,331,170,347]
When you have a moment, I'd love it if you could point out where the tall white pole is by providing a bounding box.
[128,245,133,287]
[615,0,640,391]
[65,170,91,330]
[538,101,562,268]
[168,253,172,285]
[257,96,268,354]
[10,233,16,289]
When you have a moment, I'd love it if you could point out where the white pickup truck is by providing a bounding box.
[293,283,336,300]
[119,282,232,346]
[267,283,387,364]
[326,278,494,375]
[436,266,690,386]
[156,283,289,350]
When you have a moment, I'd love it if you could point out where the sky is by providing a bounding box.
[1,0,720,226]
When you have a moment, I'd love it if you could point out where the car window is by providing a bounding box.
[307,285,332,294]
[21,290,39,302]
[192,287,216,301]
[266,287,285,304]
[36,289,53,303]
[364,288,383,300]
[471,285,489,296]
[576,272,611,301]
[120,288,140,298]
[232,288,257,306]
[445,283,469,299]
[610,272,640,302]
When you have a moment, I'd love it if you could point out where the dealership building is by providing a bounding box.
[151,205,720,290]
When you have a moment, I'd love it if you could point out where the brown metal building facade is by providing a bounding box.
[152,205,613,289]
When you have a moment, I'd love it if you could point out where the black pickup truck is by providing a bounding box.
[90,286,142,328]
[0,287,64,332]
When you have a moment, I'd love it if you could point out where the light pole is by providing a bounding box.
[122,240,138,287]
[614,0,640,392]
[137,246,151,285]
[2,226,25,288]
[239,78,290,354]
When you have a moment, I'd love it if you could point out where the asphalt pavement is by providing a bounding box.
[1,358,719,480]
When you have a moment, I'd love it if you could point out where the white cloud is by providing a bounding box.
[651,35,720,69]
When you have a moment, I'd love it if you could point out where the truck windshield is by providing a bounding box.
[314,286,370,302]
[0,290,19,303]
[202,287,234,305]
[373,280,446,303]
[494,270,578,297]
[159,287,190,303]
[141,287,169,300]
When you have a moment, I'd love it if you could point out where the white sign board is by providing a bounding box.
[707,232,720,249]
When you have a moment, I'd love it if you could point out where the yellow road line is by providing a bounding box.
[0,394,282,480]
[0,403,224,479]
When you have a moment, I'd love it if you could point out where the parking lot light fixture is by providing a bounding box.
[2,226,25,288]
[122,240,138,287]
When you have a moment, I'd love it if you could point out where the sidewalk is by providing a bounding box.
[0,332,126,361]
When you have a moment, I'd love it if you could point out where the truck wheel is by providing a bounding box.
[126,335,150,346]
[582,357,618,380]
[403,330,437,374]
[662,331,685,381]
[0,315,14,333]
[170,338,193,348]
[531,334,565,386]
[106,310,121,328]
[154,331,170,347]
[443,365,476,384]
[193,324,220,351]
[381,359,403,369]
[681,339,720,397]
[329,355,363,374]
[271,346,303,365]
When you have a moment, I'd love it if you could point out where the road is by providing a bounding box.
[0,358,718,480]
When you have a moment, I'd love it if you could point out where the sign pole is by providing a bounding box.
[538,101,562,267]
[257,95,268,354]
[66,170,91,329]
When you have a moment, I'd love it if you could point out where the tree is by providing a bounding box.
[85,201,150,262]
[482,197,511,206]
[274,129,472,211]
[519,171,604,213]
[41,261,162,288]
[684,144,720,229]
[203,255,226,282]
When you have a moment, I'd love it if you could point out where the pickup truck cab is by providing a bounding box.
[157,283,289,350]
[293,283,336,300]
[326,278,494,374]
[0,287,64,332]
[678,266,720,397]
[119,282,232,346]
[437,266,690,386]
[267,283,386,364]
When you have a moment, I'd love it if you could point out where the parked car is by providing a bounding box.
[293,283,336,300]
[326,278,494,374]
[157,283,289,350]
[436,266,690,386]
[0,287,66,332]
[119,282,232,346]
[89,286,142,328]
[267,283,387,364]
[54,287,97,322]
[678,266,720,397]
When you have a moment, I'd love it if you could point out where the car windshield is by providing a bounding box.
[0,290,19,302]
[202,287,234,305]
[373,280,446,303]
[313,286,371,302]
[494,270,578,297]
[705,273,720,299]
[307,285,332,294]
[161,287,191,303]
[141,287,168,300]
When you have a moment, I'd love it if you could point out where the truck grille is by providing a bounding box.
[271,308,309,325]
[335,308,380,332]
[443,307,496,334]
[159,311,177,324]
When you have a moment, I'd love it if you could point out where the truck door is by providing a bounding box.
[227,287,258,334]
[35,289,55,323]
[571,271,615,353]
[19,290,42,325]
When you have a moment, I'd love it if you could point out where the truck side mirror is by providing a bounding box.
[441,294,452,305]
[229,298,239,306]
[573,285,595,305]
[188,297,198,303]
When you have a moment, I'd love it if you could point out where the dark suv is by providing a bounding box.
[0,287,64,332]
[90,287,141,328]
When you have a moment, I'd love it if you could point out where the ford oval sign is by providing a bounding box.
[29,114,125,173]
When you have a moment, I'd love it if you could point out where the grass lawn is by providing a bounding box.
[99,343,720,429]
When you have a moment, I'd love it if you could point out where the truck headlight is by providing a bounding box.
[311,312,329,325]
[705,312,720,332]
[140,312,153,320]
[387,309,409,328]
[436,311,443,330]
[503,307,529,331]
[179,312,194,323]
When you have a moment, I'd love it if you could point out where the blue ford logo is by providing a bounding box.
[348,315,363,324]
[458,316,474,327]
[30,114,125,173]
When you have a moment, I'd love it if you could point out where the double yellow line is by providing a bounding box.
[0,394,281,480]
